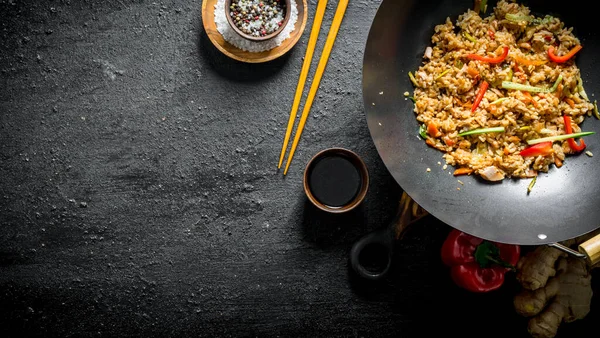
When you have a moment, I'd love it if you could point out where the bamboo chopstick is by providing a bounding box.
[278,0,329,169]
[282,0,350,175]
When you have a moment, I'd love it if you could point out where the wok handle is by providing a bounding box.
[349,192,429,281]
[349,224,394,281]
[579,234,600,266]
[547,242,586,259]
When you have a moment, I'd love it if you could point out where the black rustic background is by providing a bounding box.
[1,0,598,337]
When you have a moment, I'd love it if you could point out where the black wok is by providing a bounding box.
[352,0,600,280]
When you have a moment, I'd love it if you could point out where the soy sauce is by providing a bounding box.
[307,154,362,208]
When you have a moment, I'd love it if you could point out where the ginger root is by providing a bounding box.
[513,232,599,338]
[514,255,592,338]
[515,246,566,291]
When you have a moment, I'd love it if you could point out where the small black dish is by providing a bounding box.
[303,148,369,214]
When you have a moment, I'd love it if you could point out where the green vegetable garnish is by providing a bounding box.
[527,176,537,194]
[505,14,553,25]
[463,31,477,43]
[531,15,555,25]
[419,124,428,139]
[519,126,531,131]
[502,75,562,93]
[505,13,533,23]
[408,96,416,103]
[578,77,589,101]
[480,0,488,13]
[506,69,514,82]
[490,98,508,105]
[458,127,505,137]
[526,132,596,145]
[474,0,488,15]
[408,72,418,87]
[473,141,486,155]
[435,69,451,80]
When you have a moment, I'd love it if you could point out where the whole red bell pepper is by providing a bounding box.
[441,229,520,293]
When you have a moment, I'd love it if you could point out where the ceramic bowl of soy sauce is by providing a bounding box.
[303,148,369,214]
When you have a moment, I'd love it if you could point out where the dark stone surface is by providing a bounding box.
[0,0,598,337]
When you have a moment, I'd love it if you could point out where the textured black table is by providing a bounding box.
[1,1,598,337]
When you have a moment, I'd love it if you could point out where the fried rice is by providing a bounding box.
[411,0,596,181]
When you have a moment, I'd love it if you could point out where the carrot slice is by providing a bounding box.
[443,136,456,146]
[453,168,473,176]
[467,67,480,78]
[427,122,442,137]
[522,91,540,108]
[425,138,437,148]
[555,83,563,99]
[508,136,521,143]
[554,157,563,168]
[515,56,547,66]
[564,98,575,108]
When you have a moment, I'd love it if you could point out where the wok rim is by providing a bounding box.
[361,0,600,245]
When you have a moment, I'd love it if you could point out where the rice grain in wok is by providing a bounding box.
[411,0,595,181]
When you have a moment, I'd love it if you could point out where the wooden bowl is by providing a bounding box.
[201,0,307,63]
[225,0,292,42]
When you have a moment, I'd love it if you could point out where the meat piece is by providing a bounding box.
[424,46,433,59]
[478,166,506,181]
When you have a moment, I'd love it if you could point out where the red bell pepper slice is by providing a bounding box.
[519,141,553,157]
[467,46,509,64]
[471,80,489,112]
[441,229,520,293]
[547,45,582,63]
[563,115,586,152]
